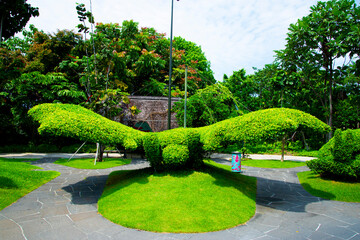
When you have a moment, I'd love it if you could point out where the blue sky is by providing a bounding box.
[24,0,359,81]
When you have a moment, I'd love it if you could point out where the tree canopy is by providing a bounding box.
[173,84,242,128]
[0,0,39,42]
[0,16,216,146]
[275,0,360,138]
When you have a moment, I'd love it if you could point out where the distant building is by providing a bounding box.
[123,96,181,132]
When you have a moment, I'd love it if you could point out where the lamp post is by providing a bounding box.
[167,0,179,130]
[184,65,188,128]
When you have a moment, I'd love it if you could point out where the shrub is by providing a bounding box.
[307,129,360,181]
[333,129,356,163]
[199,108,330,152]
[143,133,162,170]
[185,129,204,168]
[162,144,189,169]
[156,128,204,170]
[28,103,145,151]
[29,104,330,171]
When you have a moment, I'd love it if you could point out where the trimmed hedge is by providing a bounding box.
[29,104,330,171]
[28,103,145,151]
[143,133,162,169]
[198,108,331,152]
[307,129,360,181]
[146,128,204,170]
[162,144,189,168]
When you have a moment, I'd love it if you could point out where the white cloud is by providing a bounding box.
[25,0,358,81]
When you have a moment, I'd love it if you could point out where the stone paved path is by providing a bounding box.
[0,157,359,240]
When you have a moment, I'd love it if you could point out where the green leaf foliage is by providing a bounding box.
[307,129,360,180]
[275,0,360,136]
[143,133,162,169]
[173,84,242,127]
[198,108,331,152]
[29,103,330,171]
[28,103,145,150]
[162,144,189,169]
[0,0,39,41]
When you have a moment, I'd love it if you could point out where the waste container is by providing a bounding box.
[231,151,241,172]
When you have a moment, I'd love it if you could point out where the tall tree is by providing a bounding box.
[276,0,360,139]
[173,84,242,128]
[0,0,39,42]
[223,69,260,112]
[173,36,216,93]
[1,72,85,144]
[25,30,82,73]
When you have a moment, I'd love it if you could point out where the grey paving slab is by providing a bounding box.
[349,234,360,240]
[0,155,360,240]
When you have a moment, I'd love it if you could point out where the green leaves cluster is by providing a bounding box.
[275,0,360,136]
[60,19,215,99]
[198,108,331,152]
[0,0,39,41]
[307,129,360,180]
[143,128,203,170]
[1,72,85,143]
[222,0,360,136]
[29,103,330,171]
[29,103,145,150]
[174,84,241,127]
[76,3,94,34]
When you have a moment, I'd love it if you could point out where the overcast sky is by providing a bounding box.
[23,0,359,81]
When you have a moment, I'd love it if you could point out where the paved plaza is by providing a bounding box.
[0,154,359,240]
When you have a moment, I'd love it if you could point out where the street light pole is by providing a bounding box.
[184,65,188,128]
[167,0,178,130]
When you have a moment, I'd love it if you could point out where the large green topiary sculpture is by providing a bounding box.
[29,103,330,170]
[307,129,360,181]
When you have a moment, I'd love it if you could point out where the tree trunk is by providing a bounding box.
[322,39,334,141]
[281,135,286,162]
[0,14,4,43]
[301,131,310,151]
[96,143,106,162]
[328,64,333,140]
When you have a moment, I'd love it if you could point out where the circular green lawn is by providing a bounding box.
[98,162,257,233]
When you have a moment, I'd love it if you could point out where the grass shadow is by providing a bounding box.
[203,163,257,203]
[300,182,336,200]
[0,176,18,189]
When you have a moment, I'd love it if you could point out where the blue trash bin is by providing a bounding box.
[231,151,241,172]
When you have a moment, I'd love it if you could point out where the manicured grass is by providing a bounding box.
[241,159,307,168]
[0,158,60,210]
[297,171,360,202]
[293,150,319,157]
[54,158,131,169]
[98,161,257,233]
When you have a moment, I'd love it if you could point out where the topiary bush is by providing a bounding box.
[198,108,330,152]
[155,128,204,170]
[28,103,145,151]
[162,144,189,169]
[143,133,162,170]
[29,104,330,171]
[307,129,360,181]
